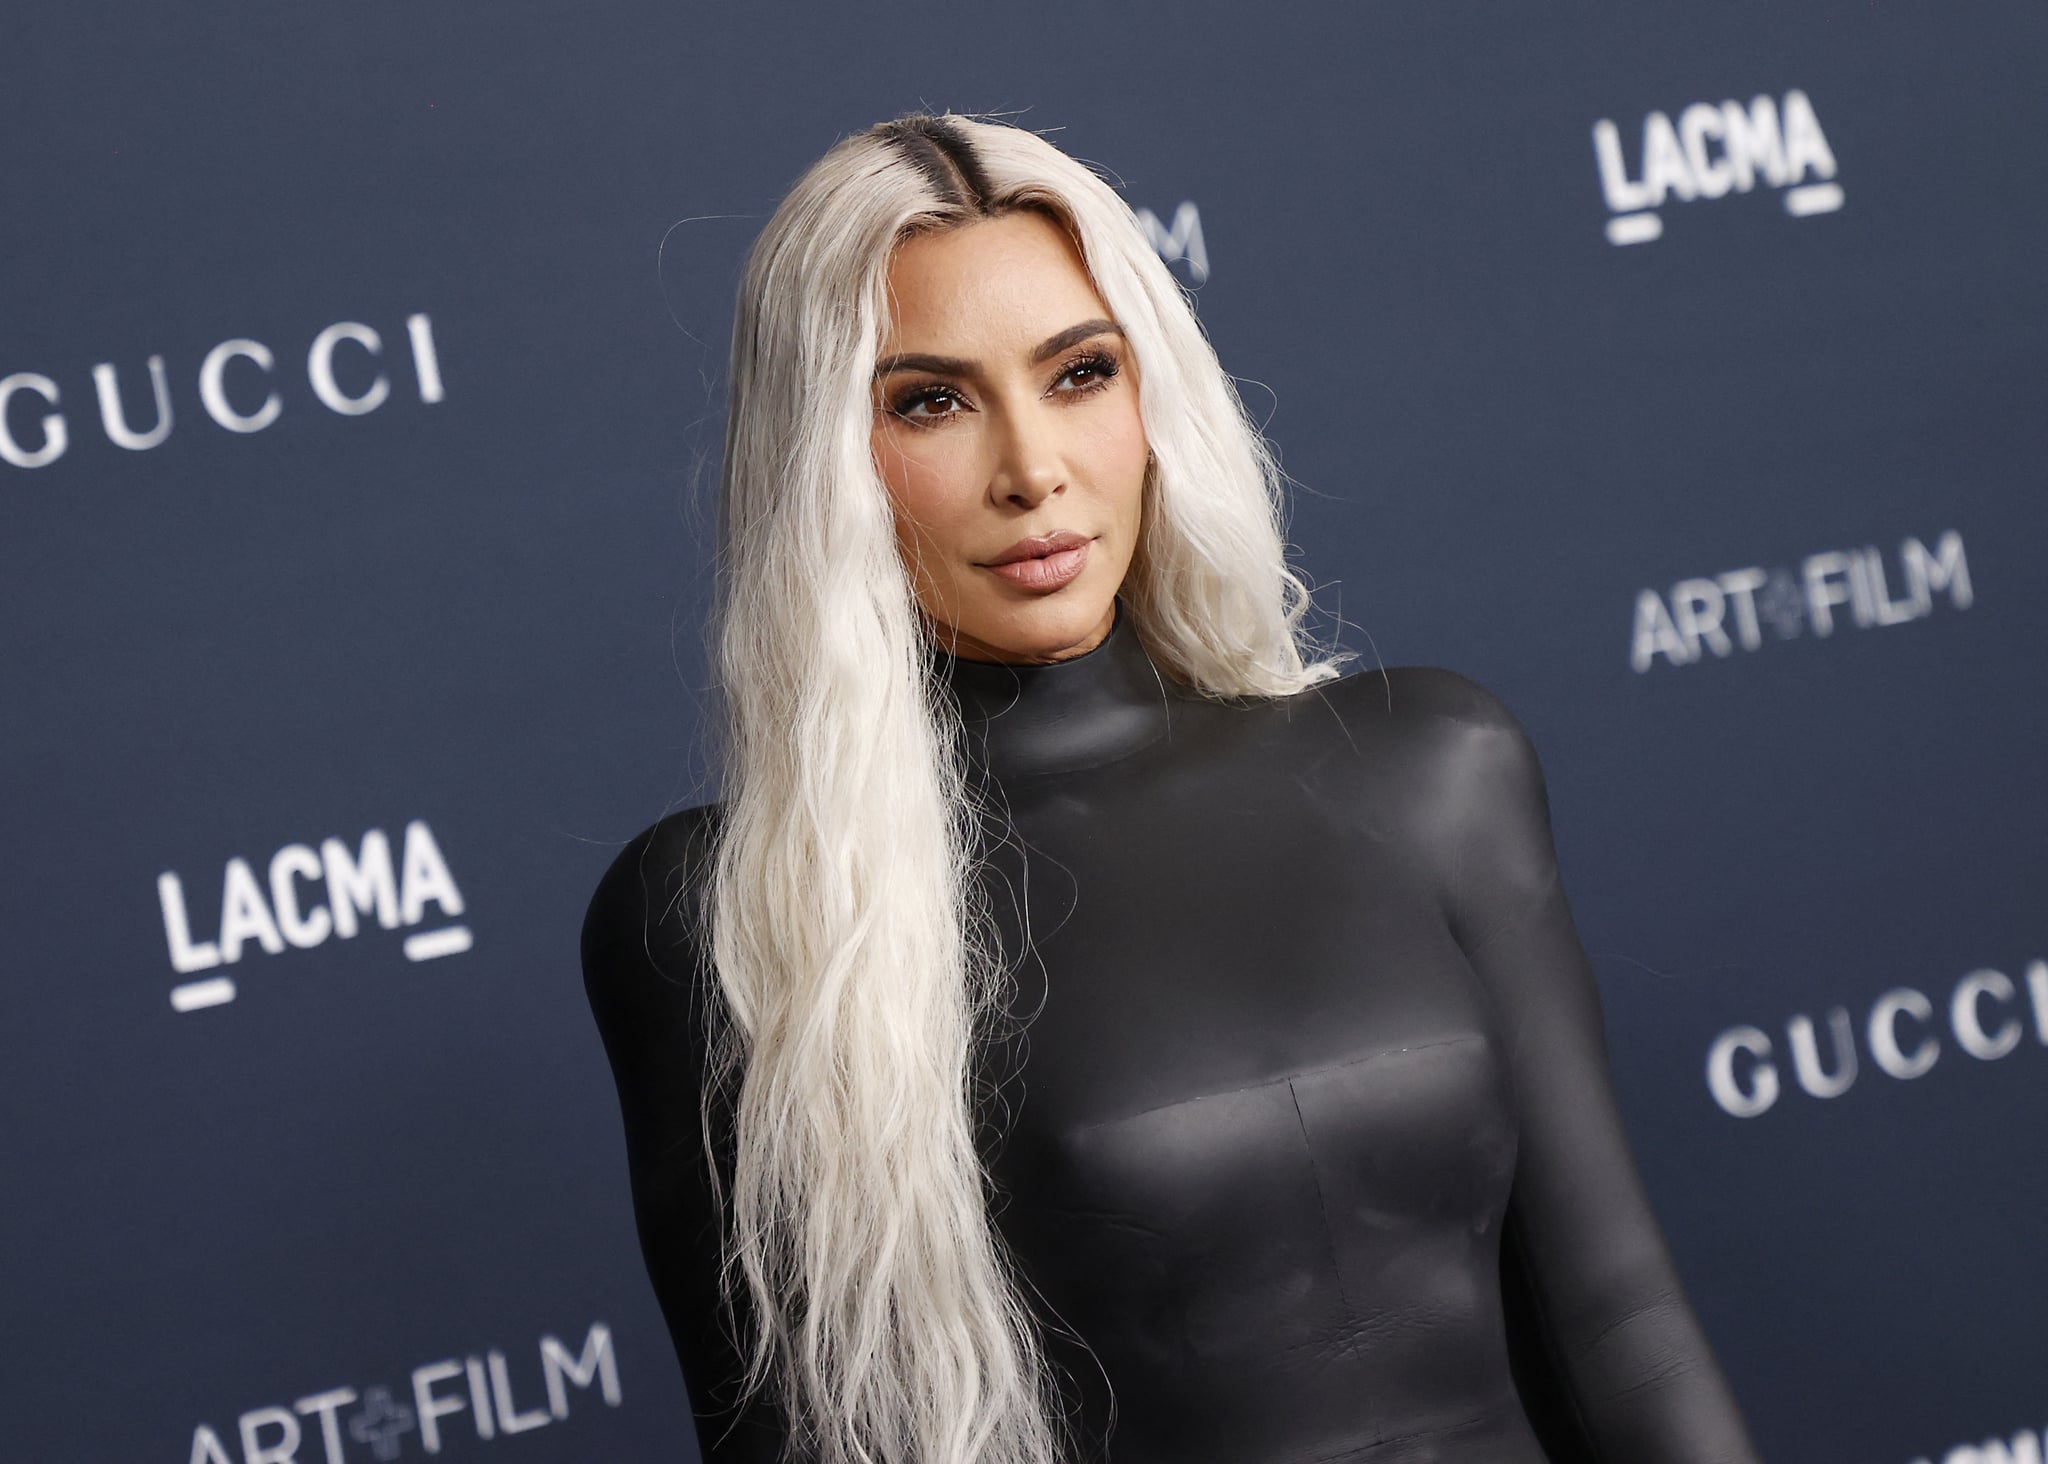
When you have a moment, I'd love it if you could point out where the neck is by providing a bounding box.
[936,602,1174,780]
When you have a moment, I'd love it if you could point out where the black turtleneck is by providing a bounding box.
[940,608,1173,778]
[580,606,1762,1464]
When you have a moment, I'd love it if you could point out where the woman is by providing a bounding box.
[582,112,1763,1464]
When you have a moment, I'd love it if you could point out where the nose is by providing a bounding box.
[987,404,1065,511]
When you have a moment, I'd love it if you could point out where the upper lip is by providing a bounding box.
[980,530,1092,566]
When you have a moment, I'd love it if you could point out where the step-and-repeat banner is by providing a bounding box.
[5,5,2043,1462]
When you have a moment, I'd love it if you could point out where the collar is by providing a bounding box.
[935,602,1175,780]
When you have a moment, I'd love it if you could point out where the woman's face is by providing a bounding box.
[871,209,1149,664]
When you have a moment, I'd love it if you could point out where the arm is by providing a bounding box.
[1420,677,1761,1463]
[580,811,792,1464]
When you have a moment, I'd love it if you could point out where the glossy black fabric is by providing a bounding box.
[581,608,1763,1463]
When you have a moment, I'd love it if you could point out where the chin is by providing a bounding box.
[960,589,1118,664]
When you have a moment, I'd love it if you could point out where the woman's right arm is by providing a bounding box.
[580,811,793,1464]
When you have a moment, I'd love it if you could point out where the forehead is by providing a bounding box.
[879,210,1110,350]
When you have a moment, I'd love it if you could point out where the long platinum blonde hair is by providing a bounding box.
[704,111,1343,1464]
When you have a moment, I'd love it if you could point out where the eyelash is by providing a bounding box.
[888,350,1123,427]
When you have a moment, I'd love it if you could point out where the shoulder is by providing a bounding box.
[1292,665,1558,906]
[1305,661,1527,733]
[1291,663,1546,796]
[579,801,726,1020]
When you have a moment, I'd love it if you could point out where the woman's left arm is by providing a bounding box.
[1424,675,1763,1463]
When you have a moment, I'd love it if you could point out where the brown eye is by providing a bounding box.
[894,386,967,425]
[1052,351,1120,395]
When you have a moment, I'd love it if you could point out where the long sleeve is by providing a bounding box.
[580,810,793,1464]
[1421,681,1763,1464]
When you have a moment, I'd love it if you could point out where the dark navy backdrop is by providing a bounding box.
[4,4,2043,1462]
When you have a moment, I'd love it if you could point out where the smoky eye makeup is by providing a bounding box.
[885,381,969,424]
[1051,348,1122,395]
[879,342,1126,427]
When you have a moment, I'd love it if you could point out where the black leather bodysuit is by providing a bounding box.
[581,607,1762,1463]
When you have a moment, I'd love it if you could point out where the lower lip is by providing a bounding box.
[984,541,1091,592]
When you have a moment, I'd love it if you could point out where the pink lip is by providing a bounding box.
[979,531,1094,592]
[983,530,1092,566]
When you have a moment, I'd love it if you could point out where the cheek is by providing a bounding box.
[1089,397,1151,522]
[873,430,973,550]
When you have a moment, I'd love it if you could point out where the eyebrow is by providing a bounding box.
[873,317,1123,378]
